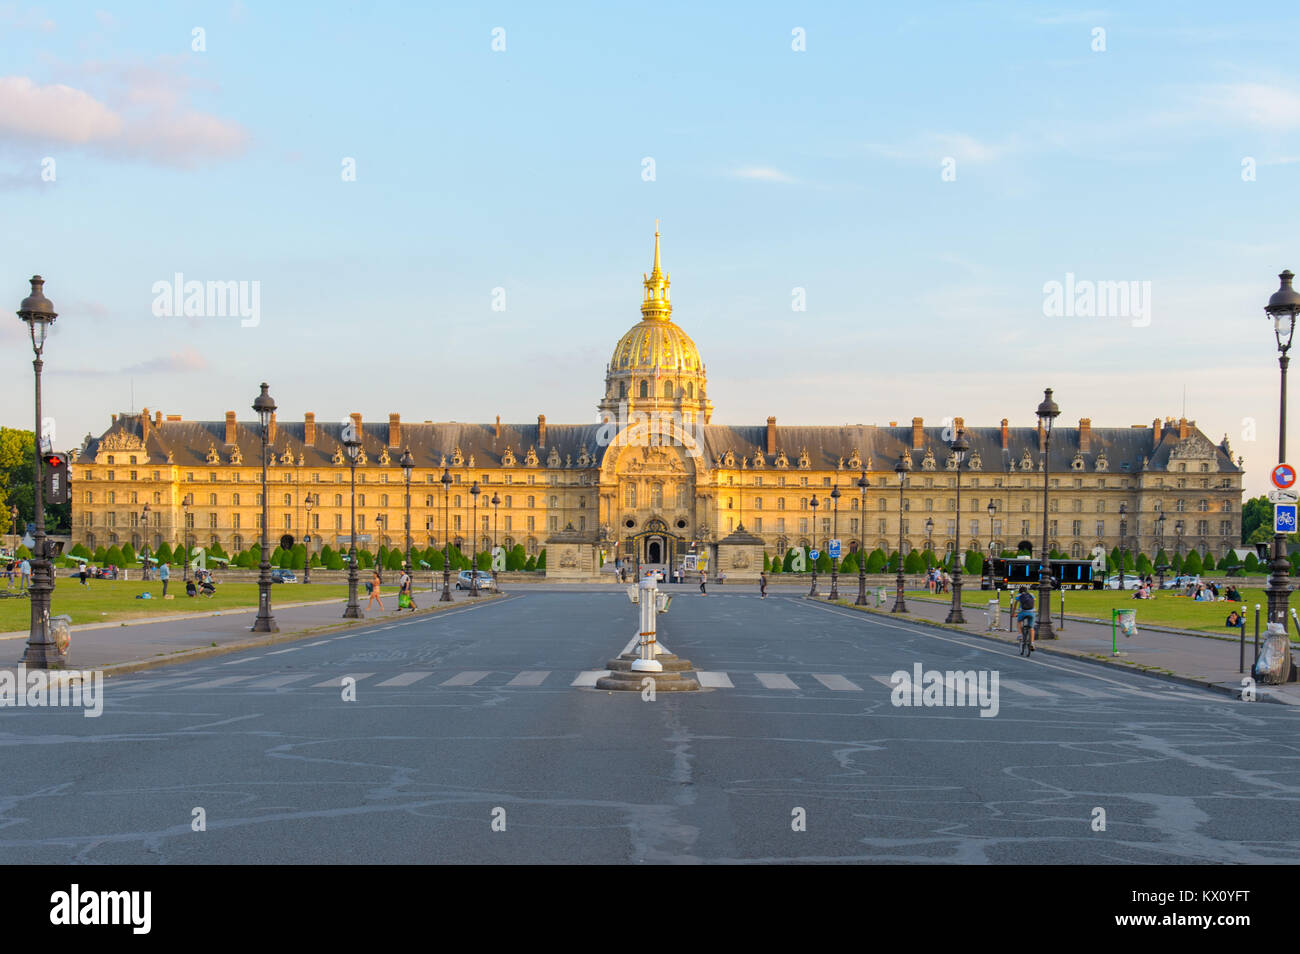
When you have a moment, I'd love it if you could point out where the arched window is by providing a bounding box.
[652,483,664,508]
[663,381,673,399]
[639,380,648,399]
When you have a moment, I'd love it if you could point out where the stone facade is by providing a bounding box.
[69,232,1244,577]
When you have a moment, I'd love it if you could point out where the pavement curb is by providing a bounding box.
[804,596,1294,706]
[39,593,508,679]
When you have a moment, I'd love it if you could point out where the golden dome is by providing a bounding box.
[611,318,703,373]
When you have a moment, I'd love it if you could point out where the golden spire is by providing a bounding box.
[641,222,672,321]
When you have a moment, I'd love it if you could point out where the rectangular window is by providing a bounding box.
[1071,520,1081,536]
[777,518,785,532]
[527,516,535,530]
[754,518,762,532]
[1096,521,1105,536]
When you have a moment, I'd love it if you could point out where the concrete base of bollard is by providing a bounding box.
[606,652,694,673]
[595,669,701,691]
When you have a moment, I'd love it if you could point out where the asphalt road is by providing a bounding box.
[2,591,1297,864]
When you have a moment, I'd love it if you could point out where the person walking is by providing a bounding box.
[159,561,169,596]
[759,571,768,599]
[18,556,31,594]
[399,566,417,611]
[79,562,88,587]
[699,570,707,595]
[367,567,385,611]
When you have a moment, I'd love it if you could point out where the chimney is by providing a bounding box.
[225,411,237,445]
[1079,417,1091,454]
[1000,418,1009,450]
[350,412,363,443]
[141,407,151,442]
[154,410,162,429]
[1037,419,1045,453]
[268,412,277,444]
[766,416,777,456]
[1178,416,1190,440]
[953,416,965,439]
[538,414,547,448]
[304,412,316,444]
[167,415,181,422]
[388,413,401,448]
[495,415,502,439]
[912,417,924,450]
[1152,418,1162,443]
[111,413,117,425]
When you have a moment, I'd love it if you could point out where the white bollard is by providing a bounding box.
[631,577,663,673]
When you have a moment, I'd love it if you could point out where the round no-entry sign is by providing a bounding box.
[1272,463,1296,490]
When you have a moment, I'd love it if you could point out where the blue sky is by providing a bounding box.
[1,1,1297,495]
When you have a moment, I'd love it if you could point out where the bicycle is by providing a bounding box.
[1018,611,1035,656]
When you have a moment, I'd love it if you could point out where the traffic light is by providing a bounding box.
[43,452,69,504]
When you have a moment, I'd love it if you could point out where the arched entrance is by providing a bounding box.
[630,518,683,575]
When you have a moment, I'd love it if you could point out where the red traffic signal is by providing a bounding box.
[44,453,63,469]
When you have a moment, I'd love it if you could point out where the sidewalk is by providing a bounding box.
[820,592,1300,706]
[1,586,500,676]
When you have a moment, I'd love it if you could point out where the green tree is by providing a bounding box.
[839,551,857,574]
[509,544,526,570]
[866,548,886,573]
[769,551,783,575]
[326,550,344,570]
[154,541,173,564]
[1244,552,1261,574]
[1242,496,1270,544]
[1135,553,1153,575]
[121,543,136,565]
[69,542,91,560]
[921,548,938,569]
[782,549,796,572]
[291,543,307,570]
[536,548,546,570]
[430,550,445,570]
[964,550,983,575]
[309,552,322,568]
[904,550,923,573]
[16,544,32,559]
[1153,548,1169,569]
[105,544,125,566]
[1183,550,1203,575]
[1202,552,1215,571]
[816,550,832,573]
[763,552,772,572]
[208,540,229,560]
[1122,550,1135,571]
[476,550,491,571]
[389,548,406,571]
[358,550,373,568]
[887,551,900,572]
[524,555,537,571]
[93,546,107,563]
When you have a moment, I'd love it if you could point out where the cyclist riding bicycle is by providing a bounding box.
[1015,586,1036,652]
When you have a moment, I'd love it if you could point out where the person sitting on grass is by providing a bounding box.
[1226,610,1242,628]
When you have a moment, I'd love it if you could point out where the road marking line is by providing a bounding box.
[304,641,330,646]
[184,675,259,689]
[756,672,799,690]
[247,673,317,688]
[571,670,610,687]
[265,648,300,656]
[311,673,375,687]
[696,671,733,688]
[376,671,436,687]
[440,671,490,686]
[115,677,205,690]
[221,657,257,665]
[999,679,1055,698]
[812,673,862,691]
[506,670,550,687]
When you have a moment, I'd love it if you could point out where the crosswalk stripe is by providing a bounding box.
[812,674,862,691]
[572,670,610,687]
[506,671,550,687]
[871,675,899,690]
[115,677,204,690]
[311,673,375,687]
[696,671,733,688]
[185,675,259,689]
[755,673,799,690]
[440,671,490,686]
[247,673,317,688]
[376,671,435,687]
[999,679,1055,698]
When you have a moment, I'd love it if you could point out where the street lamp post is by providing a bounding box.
[181,495,191,584]
[945,429,970,624]
[892,453,910,613]
[140,503,151,580]
[925,518,934,568]
[1036,388,1060,641]
[10,504,18,553]
[1156,511,1167,592]
[828,485,841,600]
[18,276,57,667]
[400,447,414,579]
[491,492,501,593]
[1176,519,1185,574]
[469,481,481,597]
[808,495,820,596]
[342,424,362,618]
[1265,269,1299,634]
[986,500,996,581]
[439,469,453,601]
[303,493,315,584]
[855,471,869,605]
[1118,502,1127,591]
[251,383,278,633]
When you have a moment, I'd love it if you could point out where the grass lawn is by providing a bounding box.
[912,586,1280,635]
[0,579,353,630]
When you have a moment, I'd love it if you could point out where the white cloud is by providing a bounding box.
[0,63,249,166]
[0,2,54,31]
[1193,83,1300,130]
[730,166,799,184]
